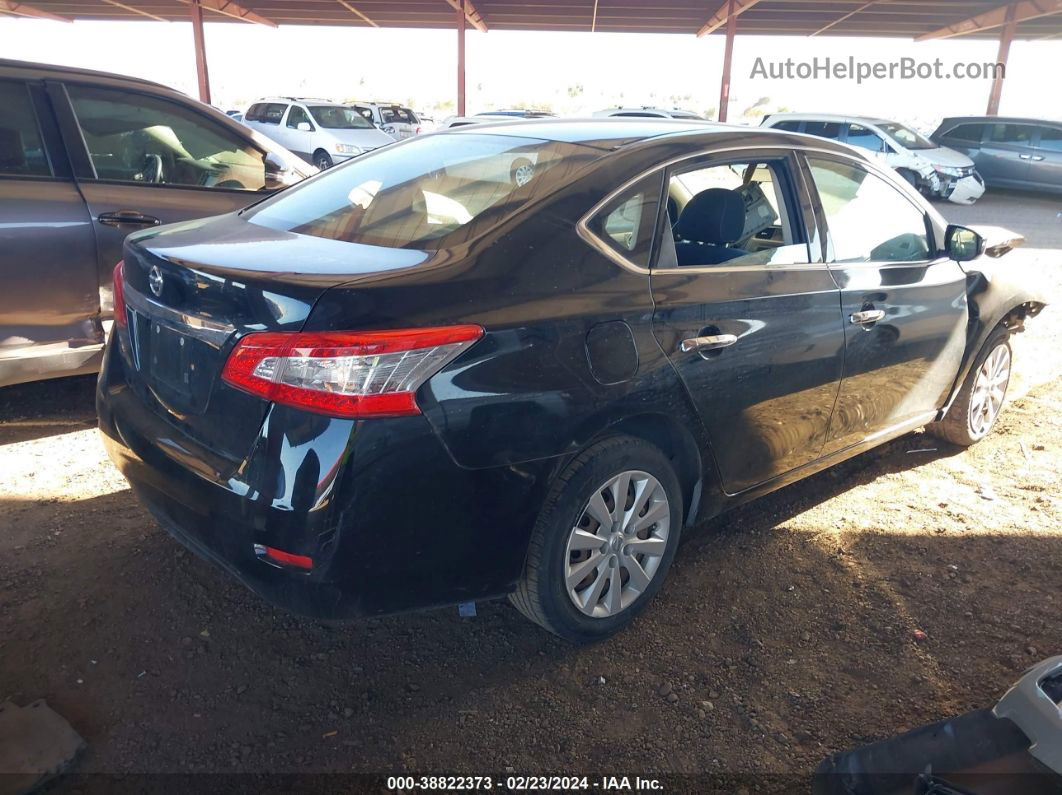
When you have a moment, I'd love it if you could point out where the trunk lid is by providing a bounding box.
[119,213,428,466]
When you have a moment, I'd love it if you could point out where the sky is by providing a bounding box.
[2,17,1061,133]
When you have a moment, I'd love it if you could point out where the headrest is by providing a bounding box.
[674,188,745,244]
[0,128,27,172]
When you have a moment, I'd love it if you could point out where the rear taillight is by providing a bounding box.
[221,325,484,419]
[113,260,127,328]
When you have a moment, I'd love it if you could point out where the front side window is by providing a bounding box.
[0,80,51,177]
[309,106,373,130]
[877,122,935,151]
[586,175,662,268]
[846,124,885,153]
[987,123,1035,146]
[808,158,930,263]
[662,159,809,268]
[1037,127,1062,152]
[286,106,313,130]
[248,133,595,250]
[67,84,266,191]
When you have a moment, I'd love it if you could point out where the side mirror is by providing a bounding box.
[296,122,312,132]
[263,152,293,190]
[944,224,984,262]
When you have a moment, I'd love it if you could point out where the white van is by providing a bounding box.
[761,113,985,205]
[243,97,394,170]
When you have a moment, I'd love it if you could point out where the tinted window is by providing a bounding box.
[809,158,930,263]
[846,124,884,153]
[286,105,313,129]
[588,175,661,268]
[68,84,267,192]
[309,106,373,130]
[947,123,985,144]
[245,103,264,122]
[249,133,595,250]
[260,103,287,124]
[381,107,416,125]
[1036,127,1062,152]
[772,120,803,132]
[0,81,51,177]
[987,123,1035,146]
[614,111,665,118]
[803,121,843,140]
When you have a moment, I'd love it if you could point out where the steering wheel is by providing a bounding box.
[138,153,164,184]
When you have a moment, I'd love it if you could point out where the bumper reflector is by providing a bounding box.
[254,544,313,571]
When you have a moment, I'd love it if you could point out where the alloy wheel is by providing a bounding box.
[564,470,670,618]
[969,343,1011,437]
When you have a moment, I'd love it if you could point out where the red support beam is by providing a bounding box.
[190,0,212,105]
[917,0,1060,41]
[717,0,738,122]
[456,0,466,116]
[0,1,70,22]
[986,3,1018,115]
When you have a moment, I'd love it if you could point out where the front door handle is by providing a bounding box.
[679,334,738,353]
[1030,155,1044,161]
[850,309,886,326]
[98,210,162,228]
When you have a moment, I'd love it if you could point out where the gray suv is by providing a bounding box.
[0,59,313,388]
[931,116,1062,195]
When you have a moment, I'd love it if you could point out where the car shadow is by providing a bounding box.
[0,375,97,446]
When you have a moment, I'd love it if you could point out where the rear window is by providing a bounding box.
[247,133,595,250]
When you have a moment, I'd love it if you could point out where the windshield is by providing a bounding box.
[248,133,596,250]
[309,106,374,130]
[877,122,935,150]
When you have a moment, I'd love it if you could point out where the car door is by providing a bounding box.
[281,104,314,159]
[1027,125,1062,193]
[802,155,968,454]
[977,122,1035,188]
[648,150,845,494]
[0,78,102,387]
[50,80,272,320]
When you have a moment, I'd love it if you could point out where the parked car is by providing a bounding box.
[98,119,1045,643]
[438,114,536,130]
[476,109,556,118]
[0,59,313,389]
[242,97,393,170]
[931,116,1062,196]
[761,113,985,205]
[349,101,422,140]
[594,106,704,120]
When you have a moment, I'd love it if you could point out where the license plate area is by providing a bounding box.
[130,308,218,412]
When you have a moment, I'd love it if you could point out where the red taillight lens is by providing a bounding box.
[113,260,127,328]
[254,544,313,571]
[221,325,484,419]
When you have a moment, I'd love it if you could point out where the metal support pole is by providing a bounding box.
[457,0,467,116]
[986,2,1017,116]
[717,0,737,122]
[190,0,211,105]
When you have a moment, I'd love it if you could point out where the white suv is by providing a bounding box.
[243,97,394,170]
[349,102,422,140]
[760,113,985,205]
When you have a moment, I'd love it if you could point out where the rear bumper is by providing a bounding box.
[97,338,552,620]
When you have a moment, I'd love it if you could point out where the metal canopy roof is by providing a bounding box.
[2,0,1060,40]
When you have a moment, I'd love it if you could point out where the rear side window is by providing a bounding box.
[67,84,267,192]
[0,80,52,177]
[803,121,843,140]
[1036,127,1062,152]
[259,103,287,124]
[248,133,596,250]
[772,120,803,132]
[808,158,930,263]
[586,174,662,268]
[987,123,1035,146]
[245,103,263,121]
[946,123,985,144]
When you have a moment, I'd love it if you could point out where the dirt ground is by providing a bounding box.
[1,253,1060,792]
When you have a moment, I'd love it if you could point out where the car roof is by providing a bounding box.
[939,116,1061,126]
[444,117,860,156]
[0,57,171,91]
[254,97,341,106]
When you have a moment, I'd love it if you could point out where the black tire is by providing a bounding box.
[928,326,1012,447]
[313,150,334,170]
[510,435,682,643]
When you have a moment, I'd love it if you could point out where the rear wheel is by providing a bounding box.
[928,327,1012,446]
[510,436,682,643]
[313,150,334,170]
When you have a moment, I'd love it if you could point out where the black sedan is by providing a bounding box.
[97,120,1046,642]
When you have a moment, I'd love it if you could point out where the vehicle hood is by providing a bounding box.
[326,127,395,149]
[917,146,975,169]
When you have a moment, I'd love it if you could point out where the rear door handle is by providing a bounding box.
[1030,155,1044,161]
[98,210,162,228]
[849,309,885,326]
[679,334,738,353]
[1019,154,1032,160]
